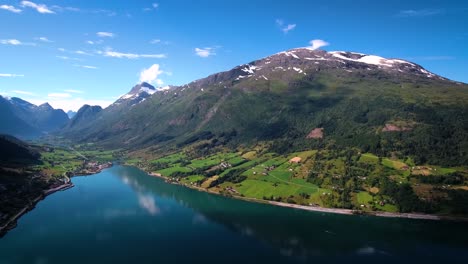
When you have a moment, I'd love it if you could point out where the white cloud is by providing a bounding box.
[150,39,170,45]
[195,47,216,58]
[48,93,71,98]
[56,55,82,61]
[12,90,35,96]
[99,48,166,59]
[64,89,84,94]
[74,50,93,56]
[276,19,296,33]
[20,1,55,14]
[397,9,443,17]
[86,40,103,45]
[50,5,80,12]
[144,3,159,11]
[97,32,115,38]
[0,73,24,77]
[36,36,53,42]
[0,39,22,45]
[139,64,163,85]
[282,24,296,33]
[74,65,98,69]
[0,39,36,46]
[0,5,22,13]
[308,39,329,50]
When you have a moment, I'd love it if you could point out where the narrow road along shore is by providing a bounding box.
[147,170,467,222]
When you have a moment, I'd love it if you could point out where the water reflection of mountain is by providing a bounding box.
[113,166,468,261]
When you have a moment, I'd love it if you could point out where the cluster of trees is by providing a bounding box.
[209,168,247,187]
[413,172,465,185]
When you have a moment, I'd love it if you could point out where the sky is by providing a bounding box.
[0,0,467,111]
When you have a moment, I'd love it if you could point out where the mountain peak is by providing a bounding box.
[39,102,53,110]
[128,82,156,95]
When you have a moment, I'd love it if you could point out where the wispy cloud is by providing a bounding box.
[0,5,22,13]
[397,9,443,17]
[98,48,166,59]
[195,47,216,58]
[0,73,24,77]
[144,3,159,11]
[20,1,55,14]
[150,39,170,45]
[48,93,71,98]
[139,64,164,85]
[56,55,82,61]
[74,65,99,69]
[1,39,21,45]
[50,5,80,12]
[36,36,53,43]
[74,50,93,56]
[64,89,84,94]
[97,32,115,38]
[276,19,296,33]
[0,39,36,46]
[308,39,329,50]
[86,40,103,45]
[13,90,35,96]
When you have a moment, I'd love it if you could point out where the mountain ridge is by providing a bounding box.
[58,47,468,166]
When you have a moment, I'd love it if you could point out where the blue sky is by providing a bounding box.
[0,0,467,111]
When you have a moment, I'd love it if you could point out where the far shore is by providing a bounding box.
[0,163,112,238]
[0,182,74,237]
[146,171,467,222]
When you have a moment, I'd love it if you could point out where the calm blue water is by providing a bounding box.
[0,165,467,264]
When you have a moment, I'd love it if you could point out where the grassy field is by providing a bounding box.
[126,146,468,215]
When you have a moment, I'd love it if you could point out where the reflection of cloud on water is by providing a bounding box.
[357,246,376,255]
[356,246,390,256]
[138,194,160,215]
[192,213,208,225]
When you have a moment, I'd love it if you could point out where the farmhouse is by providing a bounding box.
[289,157,302,163]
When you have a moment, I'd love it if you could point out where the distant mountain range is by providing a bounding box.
[0,96,69,139]
[57,48,468,166]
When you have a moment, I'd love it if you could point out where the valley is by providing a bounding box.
[2,1,468,262]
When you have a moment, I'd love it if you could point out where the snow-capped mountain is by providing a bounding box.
[113,82,174,107]
[187,48,449,90]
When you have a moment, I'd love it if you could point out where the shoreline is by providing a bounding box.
[146,171,468,222]
[0,182,74,237]
[0,163,112,238]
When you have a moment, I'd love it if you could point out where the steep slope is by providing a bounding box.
[0,134,40,165]
[65,104,102,130]
[10,99,69,132]
[60,48,468,166]
[0,96,69,138]
[0,96,41,138]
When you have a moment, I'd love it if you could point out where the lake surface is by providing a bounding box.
[0,165,467,264]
